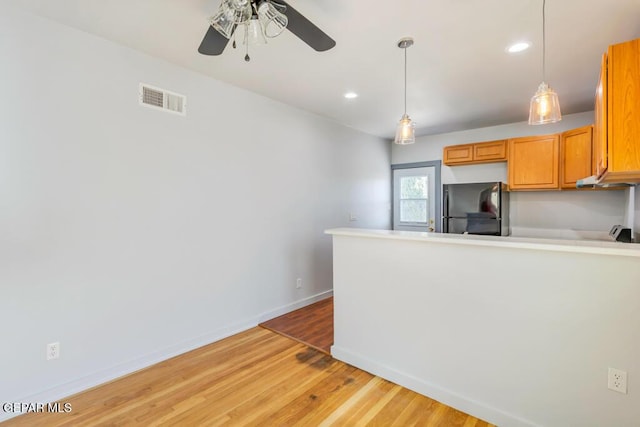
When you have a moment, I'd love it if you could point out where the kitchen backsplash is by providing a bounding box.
[508,189,627,235]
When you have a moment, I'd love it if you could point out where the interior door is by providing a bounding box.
[393,165,439,232]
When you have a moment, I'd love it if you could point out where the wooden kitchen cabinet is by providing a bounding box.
[443,140,507,165]
[595,38,640,183]
[443,144,473,164]
[474,140,508,162]
[595,53,607,178]
[560,125,594,189]
[508,134,560,190]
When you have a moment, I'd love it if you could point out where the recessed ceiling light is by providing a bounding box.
[507,42,530,53]
[344,92,358,99]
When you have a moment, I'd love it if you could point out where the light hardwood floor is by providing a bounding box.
[3,328,494,426]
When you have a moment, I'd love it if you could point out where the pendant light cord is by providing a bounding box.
[403,46,408,115]
[542,0,546,83]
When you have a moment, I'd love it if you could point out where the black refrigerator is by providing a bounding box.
[442,182,509,236]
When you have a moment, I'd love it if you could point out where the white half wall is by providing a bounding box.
[0,7,390,416]
[330,231,640,427]
[391,112,636,235]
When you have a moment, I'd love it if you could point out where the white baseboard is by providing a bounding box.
[0,291,333,423]
[331,345,539,427]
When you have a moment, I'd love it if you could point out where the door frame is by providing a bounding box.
[391,161,442,232]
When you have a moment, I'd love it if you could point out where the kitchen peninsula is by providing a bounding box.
[326,228,640,427]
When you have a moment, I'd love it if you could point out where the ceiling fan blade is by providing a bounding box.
[278,1,336,52]
[198,26,233,55]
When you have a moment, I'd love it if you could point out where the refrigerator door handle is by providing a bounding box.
[442,188,448,233]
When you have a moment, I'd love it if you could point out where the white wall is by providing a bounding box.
[391,112,637,236]
[0,7,390,413]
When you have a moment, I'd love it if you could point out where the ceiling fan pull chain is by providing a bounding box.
[245,24,251,61]
[232,28,237,49]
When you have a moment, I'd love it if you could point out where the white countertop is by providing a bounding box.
[325,228,640,258]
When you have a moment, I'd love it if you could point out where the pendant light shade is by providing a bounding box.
[528,0,561,125]
[395,113,415,145]
[394,37,415,145]
[529,82,561,124]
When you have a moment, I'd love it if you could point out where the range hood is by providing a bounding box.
[575,175,634,188]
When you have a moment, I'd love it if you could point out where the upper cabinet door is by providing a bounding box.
[508,135,560,190]
[594,53,608,178]
[560,125,593,189]
[596,38,640,183]
[607,38,640,179]
[473,140,508,163]
[443,144,474,165]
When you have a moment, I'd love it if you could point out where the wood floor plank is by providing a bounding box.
[252,362,367,426]
[383,388,442,426]
[440,406,481,427]
[351,382,403,426]
[122,342,306,425]
[316,376,386,427]
[60,330,292,427]
[287,366,376,426]
[2,327,494,427]
[214,351,332,425]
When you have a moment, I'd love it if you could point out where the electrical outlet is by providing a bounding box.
[47,342,60,360]
[608,367,627,394]
[296,278,302,289]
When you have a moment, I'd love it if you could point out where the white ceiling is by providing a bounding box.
[12,0,640,139]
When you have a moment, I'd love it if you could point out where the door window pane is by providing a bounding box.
[400,176,428,198]
[400,199,428,223]
[399,176,429,223]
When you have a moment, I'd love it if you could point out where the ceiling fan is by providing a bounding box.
[198,0,336,60]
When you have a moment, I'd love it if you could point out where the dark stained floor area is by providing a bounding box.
[259,297,333,354]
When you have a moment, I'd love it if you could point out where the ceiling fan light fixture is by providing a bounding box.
[209,9,236,39]
[199,0,336,58]
[244,16,267,46]
[227,0,250,9]
[394,37,415,145]
[258,1,288,38]
[225,0,252,24]
[209,0,252,39]
[528,0,561,125]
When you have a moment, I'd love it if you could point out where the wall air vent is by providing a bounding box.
[139,84,186,116]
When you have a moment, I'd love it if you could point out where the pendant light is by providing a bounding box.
[394,37,415,144]
[528,0,561,125]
